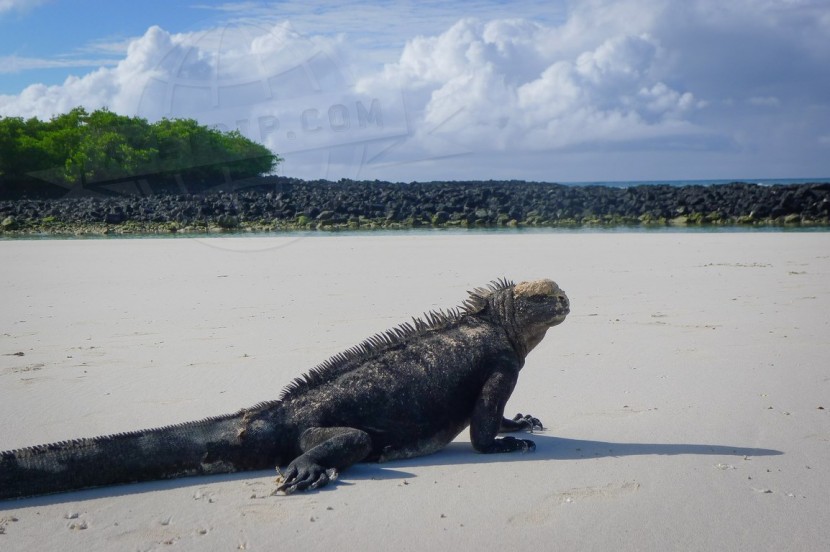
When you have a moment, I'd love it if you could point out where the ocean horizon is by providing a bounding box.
[560,177,830,188]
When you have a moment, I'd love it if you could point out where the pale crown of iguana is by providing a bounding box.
[0,278,569,499]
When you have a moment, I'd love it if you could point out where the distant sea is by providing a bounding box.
[562,177,830,188]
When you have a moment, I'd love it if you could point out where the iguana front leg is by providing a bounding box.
[499,413,544,433]
[470,368,537,453]
[276,427,372,494]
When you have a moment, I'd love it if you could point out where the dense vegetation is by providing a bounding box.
[0,108,280,199]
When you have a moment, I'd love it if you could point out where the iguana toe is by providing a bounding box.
[481,436,536,453]
[512,413,544,432]
[275,462,338,494]
[510,436,536,453]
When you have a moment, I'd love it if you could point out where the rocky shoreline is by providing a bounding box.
[1,177,829,236]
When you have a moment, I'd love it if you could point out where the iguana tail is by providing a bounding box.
[0,402,286,500]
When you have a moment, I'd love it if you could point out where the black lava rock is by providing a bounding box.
[1,177,829,233]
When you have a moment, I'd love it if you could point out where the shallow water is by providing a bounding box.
[3,224,830,242]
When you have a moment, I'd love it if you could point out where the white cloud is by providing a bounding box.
[358,17,705,157]
[77,35,139,57]
[748,96,781,108]
[575,34,657,85]
[639,83,701,117]
[0,0,49,15]
[0,23,348,119]
[0,54,118,74]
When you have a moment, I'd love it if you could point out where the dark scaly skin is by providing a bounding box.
[0,279,569,499]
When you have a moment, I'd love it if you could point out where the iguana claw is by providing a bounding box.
[512,413,544,432]
[483,435,536,453]
[506,436,536,452]
[275,461,339,494]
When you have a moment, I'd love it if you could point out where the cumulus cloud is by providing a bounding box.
[358,16,706,158]
[0,22,356,118]
[354,0,829,177]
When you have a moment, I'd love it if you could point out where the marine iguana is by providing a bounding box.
[0,278,569,500]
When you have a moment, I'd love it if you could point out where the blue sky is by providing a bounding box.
[1,0,829,183]
[1,1,202,92]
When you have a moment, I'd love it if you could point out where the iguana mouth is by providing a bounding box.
[549,293,569,325]
[549,313,568,326]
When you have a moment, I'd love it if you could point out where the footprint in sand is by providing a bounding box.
[508,481,640,526]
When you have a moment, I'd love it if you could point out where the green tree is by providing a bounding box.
[69,109,158,183]
[150,118,279,178]
[0,116,28,180]
[0,107,281,198]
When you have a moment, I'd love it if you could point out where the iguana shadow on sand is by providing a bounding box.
[1,278,570,500]
[0,436,782,506]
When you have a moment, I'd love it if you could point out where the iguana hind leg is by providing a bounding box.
[276,427,371,494]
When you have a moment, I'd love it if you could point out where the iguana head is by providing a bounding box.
[511,279,570,353]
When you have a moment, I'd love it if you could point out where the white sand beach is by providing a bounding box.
[1,232,829,551]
